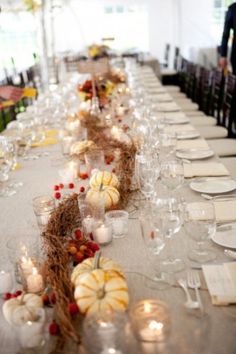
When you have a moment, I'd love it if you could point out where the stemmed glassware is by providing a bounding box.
[0,137,18,197]
[139,210,169,289]
[160,159,184,196]
[183,202,216,263]
[152,198,184,273]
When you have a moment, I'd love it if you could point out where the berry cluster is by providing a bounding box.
[67,229,100,265]
[53,183,75,200]
[3,290,22,300]
[105,154,115,165]
[48,301,79,335]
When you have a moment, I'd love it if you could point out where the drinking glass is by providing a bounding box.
[139,211,169,289]
[160,159,184,195]
[85,149,105,176]
[32,195,55,232]
[183,202,216,263]
[0,137,18,197]
[158,132,177,161]
[153,198,184,273]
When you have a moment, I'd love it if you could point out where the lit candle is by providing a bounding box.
[67,160,79,179]
[82,215,95,235]
[0,270,13,294]
[116,105,126,117]
[27,267,44,294]
[20,256,34,278]
[139,320,164,341]
[19,309,45,349]
[93,223,113,245]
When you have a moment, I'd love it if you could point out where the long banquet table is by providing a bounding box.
[1,66,236,354]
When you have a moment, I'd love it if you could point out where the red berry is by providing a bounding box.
[3,293,12,300]
[11,294,18,298]
[50,293,56,305]
[80,172,88,180]
[42,294,50,306]
[80,186,85,193]
[75,251,84,263]
[54,192,61,200]
[53,185,59,191]
[75,229,83,241]
[84,248,94,258]
[49,321,60,335]
[15,290,22,297]
[59,183,64,189]
[68,302,79,315]
[68,183,75,189]
[87,242,100,252]
[106,161,111,165]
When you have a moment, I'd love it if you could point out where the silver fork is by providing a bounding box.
[187,270,204,314]
[178,278,199,309]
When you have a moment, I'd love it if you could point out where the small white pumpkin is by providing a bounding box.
[70,140,97,157]
[86,185,120,210]
[71,256,124,286]
[74,269,129,315]
[2,293,43,326]
[90,171,119,189]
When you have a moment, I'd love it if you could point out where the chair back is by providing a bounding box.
[209,69,225,124]
[222,73,236,136]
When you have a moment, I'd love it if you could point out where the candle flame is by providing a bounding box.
[144,301,152,313]
[149,320,163,331]
[32,267,38,275]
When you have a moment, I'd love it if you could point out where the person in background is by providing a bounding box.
[0,85,23,102]
[219,2,236,75]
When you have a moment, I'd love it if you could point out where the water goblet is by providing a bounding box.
[160,159,184,196]
[153,198,184,273]
[183,202,216,263]
[139,211,169,289]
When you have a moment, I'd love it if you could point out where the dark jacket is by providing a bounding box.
[221,3,236,65]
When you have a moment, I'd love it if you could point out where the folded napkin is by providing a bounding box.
[155,102,180,112]
[153,94,173,103]
[214,200,236,222]
[176,139,209,150]
[183,162,230,178]
[202,263,236,305]
[165,124,196,133]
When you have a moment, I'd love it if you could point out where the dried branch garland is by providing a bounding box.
[42,115,137,352]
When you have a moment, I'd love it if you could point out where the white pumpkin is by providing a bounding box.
[86,185,120,210]
[90,171,119,189]
[71,256,124,286]
[2,293,43,326]
[70,140,97,157]
[74,269,129,315]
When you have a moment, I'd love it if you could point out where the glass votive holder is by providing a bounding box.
[0,265,13,294]
[85,149,105,176]
[66,158,80,179]
[83,310,128,354]
[17,308,46,349]
[32,195,55,231]
[105,210,129,239]
[130,299,171,342]
[93,220,113,246]
[61,135,75,155]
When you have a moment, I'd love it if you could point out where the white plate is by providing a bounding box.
[176,149,214,160]
[165,117,190,125]
[190,178,236,194]
[177,131,200,140]
[212,223,236,249]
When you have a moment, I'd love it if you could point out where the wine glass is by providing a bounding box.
[183,202,216,263]
[139,211,169,289]
[160,159,184,196]
[0,137,17,197]
[158,131,177,161]
[153,198,185,273]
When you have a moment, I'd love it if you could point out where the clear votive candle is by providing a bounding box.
[130,299,171,342]
[85,150,105,176]
[32,195,55,230]
[26,267,44,294]
[61,136,75,155]
[18,308,46,349]
[93,220,113,245]
[0,268,13,294]
[105,210,129,238]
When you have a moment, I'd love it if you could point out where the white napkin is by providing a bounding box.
[214,200,236,222]
[152,94,173,103]
[155,102,180,112]
[183,162,230,178]
[165,124,196,133]
[164,112,188,119]
[202,263,236,305]
[176,139,209,150]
